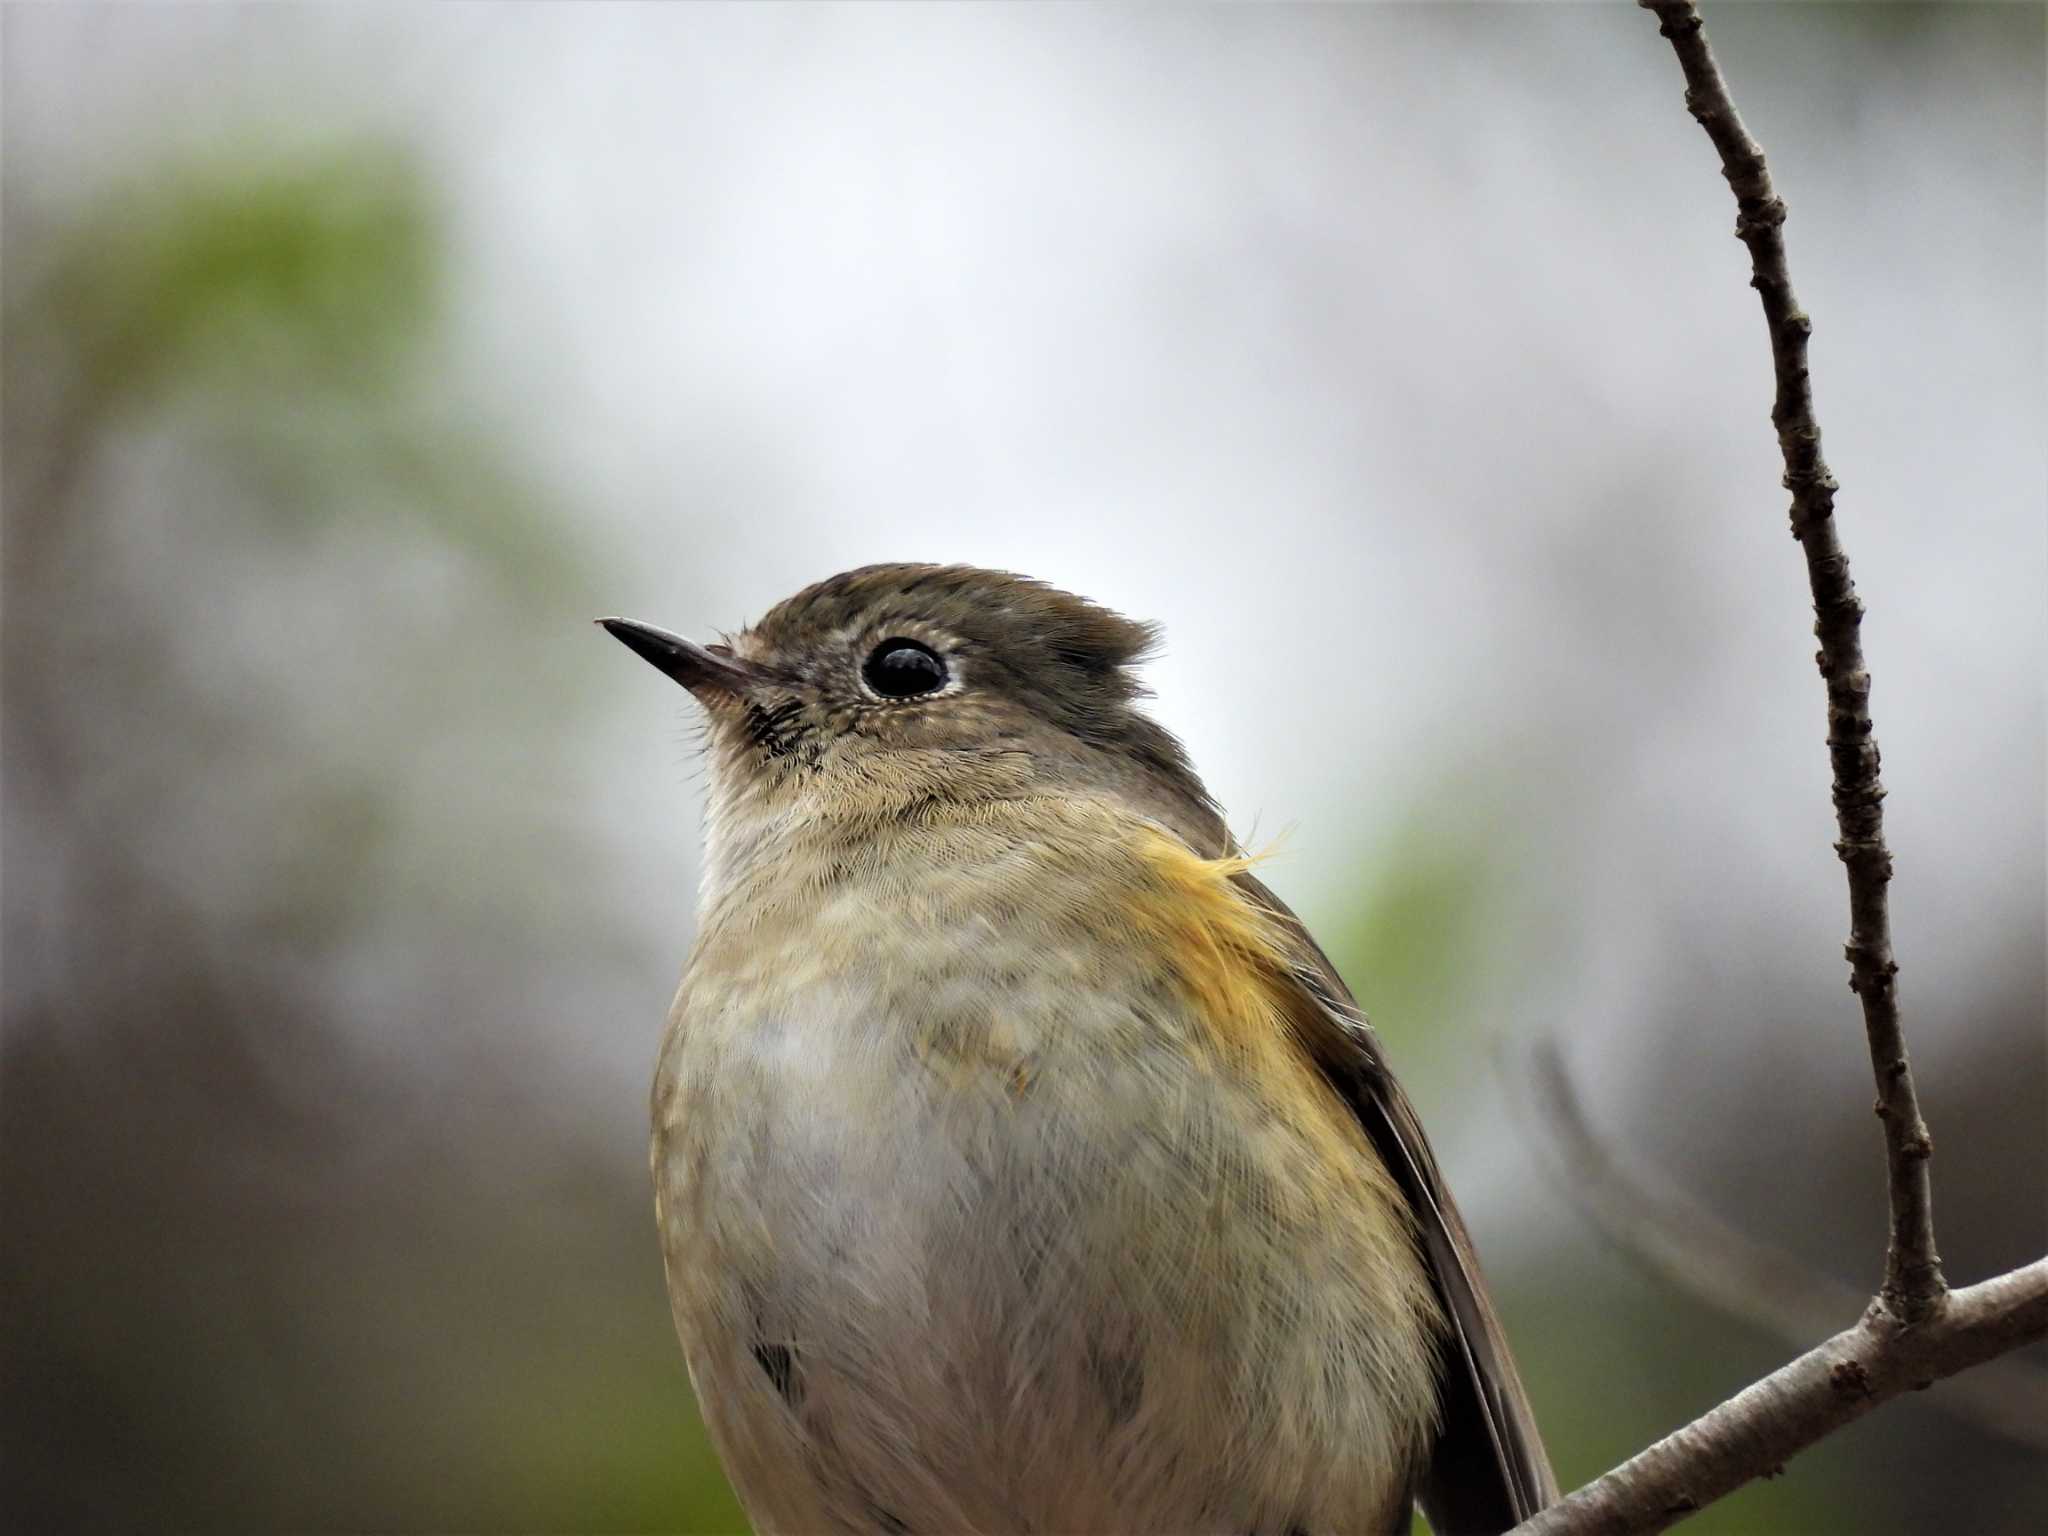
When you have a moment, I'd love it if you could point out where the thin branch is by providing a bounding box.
[1640,0,1942,1323]
[1508,1037,2048,1449]
[1501,5,2048,1528]
[1511,1260,2048,1536]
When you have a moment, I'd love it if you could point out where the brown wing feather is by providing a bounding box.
[1234,872,1559,1535]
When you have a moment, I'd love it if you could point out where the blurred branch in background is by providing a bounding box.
[1508,1036,2048,1450]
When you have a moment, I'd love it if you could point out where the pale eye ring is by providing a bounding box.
[862,638,947,699]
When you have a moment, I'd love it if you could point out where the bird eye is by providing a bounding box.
[862,638,948,699]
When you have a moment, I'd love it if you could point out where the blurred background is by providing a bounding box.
[3,4,2041,1532]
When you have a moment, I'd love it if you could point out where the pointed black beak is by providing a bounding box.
[597,616,757,698]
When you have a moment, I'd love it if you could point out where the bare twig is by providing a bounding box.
[1498,4,2048,1528]
[1636,0,1943,1326]
[1509,1037,2048,1449]
[1512,1260,2048,1536]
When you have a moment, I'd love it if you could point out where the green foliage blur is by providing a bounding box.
[2,143,744,1532]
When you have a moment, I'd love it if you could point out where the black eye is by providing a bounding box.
[862,638,948,699]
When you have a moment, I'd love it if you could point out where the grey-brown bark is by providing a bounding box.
[1640,0,1942,1322]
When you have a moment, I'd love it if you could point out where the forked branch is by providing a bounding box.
[1510,1038,2048,1449]
[1514,1261,2048,1536]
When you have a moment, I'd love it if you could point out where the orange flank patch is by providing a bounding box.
[1122,826,1406,1221]
[1120,830,1296,1064]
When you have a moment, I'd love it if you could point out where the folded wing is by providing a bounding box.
[1233,872,1559,1536]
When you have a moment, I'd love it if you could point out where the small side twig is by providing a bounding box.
[1642,0,1941,1324]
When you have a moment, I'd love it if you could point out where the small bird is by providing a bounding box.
[603,564,1555,1536]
